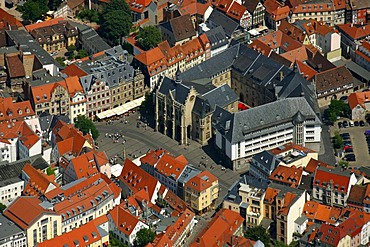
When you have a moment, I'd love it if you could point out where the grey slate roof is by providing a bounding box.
[252,150,280,173]
[77,45,134,90]
[160,14,196,42]
[204,26,228,50]
[70,22,111,54]
[212,97,321,143]
[6,30,61,69]
[0,214,24,240]
[295,215,308,225]
[0,155,48,187]
[207,9,239,37]
[192,84,238,118]
[275,68,319,113]
[158,77,190,104]
[178,43,243,81]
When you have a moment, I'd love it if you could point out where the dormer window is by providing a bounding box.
[18,109,22,115]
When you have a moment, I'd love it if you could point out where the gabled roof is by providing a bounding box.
[61,62,88,77]
[161,14,196,42]
[67,0,84,9]
[304,158,334,174]
[185,170,218,192]
[38,217,105,247]
[269,165,303,187]
[244,0,262,13]
[4,196,57,230]
[314,167,353,193]
[64,76,84,97]
[302,200,342,224]
[278,20,306,42]
[314,66,353,94]
[158,77,191,105]
[263,0,290,20]
[348,91,370,110]
[255,30,303,52]
[31,80,67,104]
[25,17,65,32]
[140,149,168,166]
[213,97,320,143]
[337,23,370,40]
[190,209,243,247]
[119,159,160,201]
[178,2,211,16]
[108,205,144,236]
[155,153,188,180]
[0,9,23,29]
[318,224,348,246]
[5,53,25,78]
[0,97,34,122]
[69,150,106,180]
[207,9,240,37]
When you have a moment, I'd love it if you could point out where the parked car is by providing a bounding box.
[354,121,360,126]
[340,133,350,138]
[344,147,353,152]
[343,121,349,128]
[360,120,365,127]
[345,154,356,162]
[350,121,354,127]
[338,122,343,128]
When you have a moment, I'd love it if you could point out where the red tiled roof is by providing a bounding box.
[38,217,104,247]
[249,39,273,56]
[164,190,187,214]
[109,205,143,236]
[338,215,363,238]
[0,9,23,28]
[185,170,218,192]
[337,23,370,40]
[155,153,187,180]
[303,201,342,224]
[25,17,65,32]
[61,62,88,77]
[140,149,168,166]
[255,30,303,52]
[0,97,34,122]
[64,76,84,97]
[4,196,57,230]
[318,224,347,246]
[31,80,67,104]
[314,167,353,193]
[269,165,303,187]
[67,0,84,9]
[270,142,315,155]
[178,2,211,16]
[119,159,160,201]
[296,60,318,81]
[126,0,152,13]
[304,158,334,173]
[264,0,290,20]
[348,91,370,110]
[69,151,104,179]
[190,209,243,247]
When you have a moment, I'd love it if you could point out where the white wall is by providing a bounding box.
[0,180,24,206]
[286,192,306,245]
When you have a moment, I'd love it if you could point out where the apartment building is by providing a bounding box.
[345,0,370,24]
[223,182,265,228]
[337,23,370,59]
[354,41,370,71]
[264,0,290,30]
[64,76,86,123]
[30,80,70,116]
[313,167,357,207]
[0,214,26,247]
[38,216,110,247]
[134,35,211,90]
[184,170,219,214]
[264,183,307,245]
[3,196,62,247]
[289,0,345,26]
[108,205,149,246]
[25,18,78,53]
[212,97,321,170]
[0,97,35,123]
[159,14,197,46]
[244,0,265,28]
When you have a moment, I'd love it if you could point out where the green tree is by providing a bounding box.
[56,57,66,67]
[137,26,162,50]
[48,0,63,10]
[134,228,155,247]
[100,0,132,44]
[245,226,271,247]
[67,45,77,52]
[332,132,344,149]
[74,115,99,140]
[0,203,6,213]
[327,99,350,122]
[274,240,288,247]
[19,0,49,22]
[109,232,126,247]
[76,49,89,59]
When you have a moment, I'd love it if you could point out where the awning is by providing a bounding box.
[95,96,145,119]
